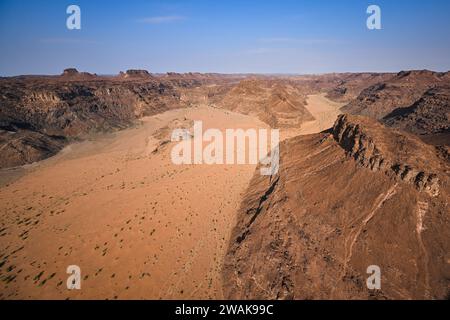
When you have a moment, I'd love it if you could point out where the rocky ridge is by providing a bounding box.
[224,114,449,300]
[333,114,440,196]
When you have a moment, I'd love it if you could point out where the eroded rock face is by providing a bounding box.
[324,73,394,103]
[333,114,441,196]
[382,85,450,146]
[333,115,385,171]
[61,68,96,79]
[342,70,450,120]
[62,68,79,76]
[0,130,66,168]
[0,73,199,168]
[224,114,449,300]
[119,69,153,79]
[1,69,447,168]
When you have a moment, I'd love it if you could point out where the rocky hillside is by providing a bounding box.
[224,114,449,300]
[342,70,450,120]
[208,79,315,128]
[324,73,394,102]
[382,85,450,146]
[280,72,394,103]
[2,69,446,168]
[0,69,201,168]
[1,70,315,168]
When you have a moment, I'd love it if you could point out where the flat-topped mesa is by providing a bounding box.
[61,68,96,79]
[62,68,79,76]
[332,114,440,196]
[119,69,153,79]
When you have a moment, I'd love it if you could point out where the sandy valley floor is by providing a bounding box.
[0,95,342,299]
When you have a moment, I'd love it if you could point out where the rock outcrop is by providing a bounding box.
[0,71,200,168]
[119,69,153,79]
[325,73,394,103]
[61,68,96,79]
[208,80,315,128]
[342,70,450,119]
[0,130,66,168]
[224,114,449,300]
[333,114,440,196]
[382,85,450,146]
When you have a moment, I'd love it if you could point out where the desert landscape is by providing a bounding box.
[0,68,449,300]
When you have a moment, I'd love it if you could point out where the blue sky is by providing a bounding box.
[1,0,449,75]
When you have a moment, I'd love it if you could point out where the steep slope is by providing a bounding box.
[0,130,66,169]
[284,73,394,103]
[224,114,449,300]
[342,70,450,119]
[324,73,394,102]
[383,85,450,146]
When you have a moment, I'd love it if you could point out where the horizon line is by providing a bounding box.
[2,68,449,78]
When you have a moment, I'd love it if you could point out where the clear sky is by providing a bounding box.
[1,0,449,75]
